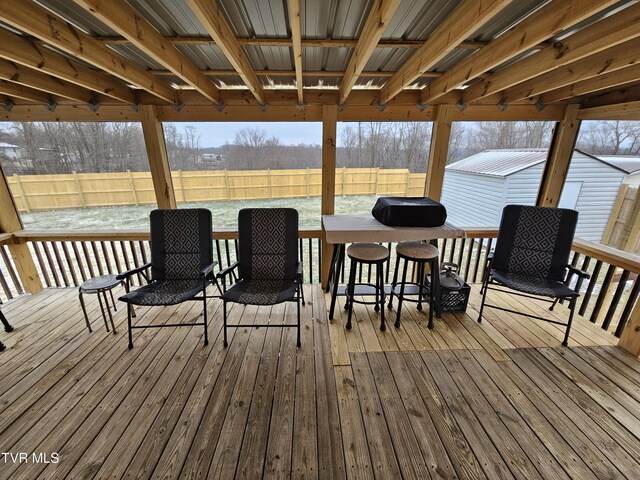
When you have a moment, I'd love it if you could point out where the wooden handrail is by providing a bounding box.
[573,238,640,274]
[0,233,12,244]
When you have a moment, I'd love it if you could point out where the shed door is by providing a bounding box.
[558,181,582,210]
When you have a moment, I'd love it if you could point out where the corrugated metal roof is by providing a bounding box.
[595,156,640,174]
[446,149,549,177]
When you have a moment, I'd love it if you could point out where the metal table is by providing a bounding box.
[322,214,465,322]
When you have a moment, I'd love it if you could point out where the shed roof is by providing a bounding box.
[594,156,640,174]
[446,148,629,177]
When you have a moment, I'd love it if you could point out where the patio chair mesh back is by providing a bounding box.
[492,205,578,282]
[238,208,298,281]
[150,209,213,281]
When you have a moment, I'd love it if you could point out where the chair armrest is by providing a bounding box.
[200,262,218,278]
[216,262,239,279]
[116,262,151,281]
[567,264,590,279]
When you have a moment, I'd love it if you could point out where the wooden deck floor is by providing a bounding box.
[0,284,638,479]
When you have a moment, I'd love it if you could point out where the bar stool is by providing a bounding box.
[345,242,389,331]
[79,274,123,334]
[388,241,439,329]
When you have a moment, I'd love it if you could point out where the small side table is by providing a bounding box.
[79,275,123,334]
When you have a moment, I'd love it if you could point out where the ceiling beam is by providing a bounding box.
[499,37,640,104]
[543,63,640,104]
[339,0,401,105]
[150,69,442,79]
[460,1,640,104]
[0,27,136,104]
[579,100,640,120]
[0,80,53,104]
[0,0,177,103]
[287,0,304,104]
[186,0,265,105]
[422,0,619,105]
[98,35,500,50]
[379,0,510,105]
[71,0,221,104]
[0,59,95,103]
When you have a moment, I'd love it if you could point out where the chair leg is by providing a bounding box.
[346,258,357,330]
[223,300,228,347]
[103,291,117,334]
[110,288,117,312]
[296,297,301,348]
[417,261,425,311]
[428,259,435,330]
[203,287,209,346]
[127,304,133,349]
[395,258,409,328]
[97,293,110,333]
[79,291,92,333]
[378,263,386,332]
[478,272,490,323]
[563,298,576,347]
[0,340,5,351]
[388,256,400,309]
[0,310,12,332]
[549,298,559,311]
[299,282,306,306]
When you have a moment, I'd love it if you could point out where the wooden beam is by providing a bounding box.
[0,0,176,103]
[286,0,304,104]
[139,105,176,209]
[544,63,640,104]
[0,27,136,104]
[425,0,620,104]
[321,104,337,287]
[71,0,221,105]
[0,59,95,103]
[98,35,499,50]
[379,0,510,104]
[579,100,640,120]
[186,0,265,105]
[536,105,581,207]
[618,300,640,357]
[0,80,52,104]
[424,105,454,201]
[0,162,42,293]
[150,68,443,79]
[499,37,640,105]
[461,1,640,104]
[339,0,401,105]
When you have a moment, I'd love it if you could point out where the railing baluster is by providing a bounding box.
[73,242,88,282]
[139,241,149,266]
[81,242,96,278]
[61,242,79,286]
[101,242,114,275]
[51,242,70,287]
[448,239,457,264]
[602,270,630,331]
[1,245,23,294]
[110,242,123,275]
[615,277,640,337]
[42,242,61,287]
[580,260,602,316]
[464,238,473,282]
[33,242,52,288]
[590,264,616,324]
[0,247,13,300]
[440,239,448,263]
[91,242,104,276]
[472,238,483,283]
[307,238,312,284]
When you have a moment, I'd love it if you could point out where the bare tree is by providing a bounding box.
[577,120,640,155]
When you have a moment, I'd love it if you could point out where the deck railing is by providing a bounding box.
[0,228,638,340]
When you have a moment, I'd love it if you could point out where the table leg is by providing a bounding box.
[329,243,345,320]
[325,244,339,293]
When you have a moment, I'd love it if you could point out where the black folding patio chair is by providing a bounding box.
[478,205,590,346]
[118,209,218,348]
[0,308,13,352]
[217,208,304,347]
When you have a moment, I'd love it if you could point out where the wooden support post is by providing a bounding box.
[139,104,176,209]
[536,104,581,207]
[602,184,629,245]
[424,105,453,201]
[72,171,86,208]
[623,188,640,252]
[618,300,640,357]
[321,104,337,287]
[12,174,30,213]
[0,163,42,293]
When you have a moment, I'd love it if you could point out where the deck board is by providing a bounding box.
[0,284,637,480]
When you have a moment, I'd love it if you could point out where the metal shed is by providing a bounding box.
[440,149,628,241]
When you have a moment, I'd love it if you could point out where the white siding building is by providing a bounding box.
[440,149,627,242]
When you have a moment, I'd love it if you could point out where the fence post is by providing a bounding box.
[73,171,86,208]
[128,169,139,205]
[306,168,310,198]
[12,174,30,213]
[267,168,272,199]
[375,167,380,194]
[404,170,409,195]
[224,169,230,200]
[176,169,185,203]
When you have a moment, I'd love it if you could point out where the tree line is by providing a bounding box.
[0,120,639,175]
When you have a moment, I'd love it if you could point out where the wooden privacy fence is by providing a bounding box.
[603,185,640,254]
[7,168,427,212]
